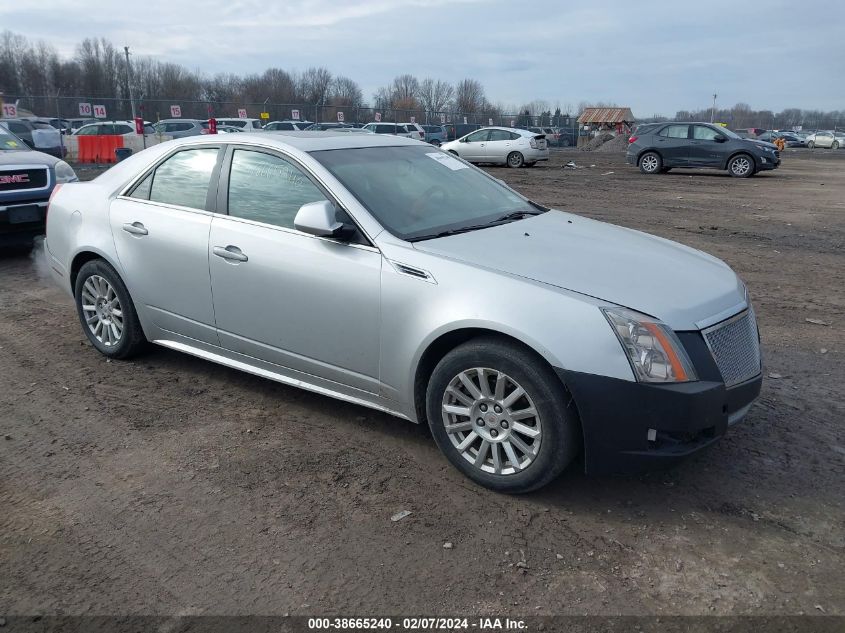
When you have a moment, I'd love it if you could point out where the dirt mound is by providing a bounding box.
[595,133,630,153]
[580,132,614,151]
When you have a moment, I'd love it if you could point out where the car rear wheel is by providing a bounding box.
[507,151,525,168]
[639,151,662,174]
[431,139,441,146]
[808,141,815,149]
[74,259,147,359]
[728,154,755,178]
[426,337,579,493]
[834,141,840,150]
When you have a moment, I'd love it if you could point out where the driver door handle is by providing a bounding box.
[122,221,148,236]
[213,245,248,262]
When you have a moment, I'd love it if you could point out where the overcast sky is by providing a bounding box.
[3,0,844,115]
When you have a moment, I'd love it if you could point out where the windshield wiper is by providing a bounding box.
[409,209,545,242]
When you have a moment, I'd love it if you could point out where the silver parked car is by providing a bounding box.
[45,133,762,492]
[441,126,549,167]
[806,131,843,149]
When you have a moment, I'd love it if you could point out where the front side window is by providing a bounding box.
[313,145,540,241]
[693,125,721,141]
[227,149,328,229]
[148,148,219,210]
[659,125,689,139]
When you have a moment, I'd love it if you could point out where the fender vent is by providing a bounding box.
[391,261,435,283]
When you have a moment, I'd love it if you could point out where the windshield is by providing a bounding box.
[312,145,541,241]
[0,127,26,150]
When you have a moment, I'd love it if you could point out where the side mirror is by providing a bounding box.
[460,137,468,143]
[294,200,355,240]
[294,200,343,237]
[714,136,727,143]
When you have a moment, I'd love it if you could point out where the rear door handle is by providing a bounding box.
[122,222,148,236]
[213,245,248,262]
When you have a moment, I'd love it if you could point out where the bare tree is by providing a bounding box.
[418,78,453,114]
[299,66,332,105]
[454,78,485,114]
[330,75,363,107]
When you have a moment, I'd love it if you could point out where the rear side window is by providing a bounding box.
[252,121,262,129]
[488,129,512,141]
[659,125,689,139]
[693,125,721,141]
[147,148,219,210]
[227,149,328,230]
[114,124,133,134]
[376,124,394,134]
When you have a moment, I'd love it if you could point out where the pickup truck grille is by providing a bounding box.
[702,309,762,387]
[0,167,49,192]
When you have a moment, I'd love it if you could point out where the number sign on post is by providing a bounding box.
[170,105,182,118]
[93,104,107,119]
[291,109,300,120]
[337,111,345,122]
[237,108,248,118]
[375,112,382,122]
[2,103,17,118]
[79,103,92,117]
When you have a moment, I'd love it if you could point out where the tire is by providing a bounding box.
[426,337,580,493]
[727,153,755,178]
[74,259,147,359]
[808,141,815,149]
[507,151,525,168]
[431,140,441,147]
[834,141,840,150]
[560,138,571,147]
[638,151,662,174]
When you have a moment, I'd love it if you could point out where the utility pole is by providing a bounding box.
[710,93,717,123]
[124,46,136,120]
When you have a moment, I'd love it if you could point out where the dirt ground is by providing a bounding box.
[1,148,843,617]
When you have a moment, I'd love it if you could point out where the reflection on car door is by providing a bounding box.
[654,124,690,166]
[110,146,223,344]
[688,125,725,167]
[461,130,490,162]
[484,129,516,164]
[208,146,382,393]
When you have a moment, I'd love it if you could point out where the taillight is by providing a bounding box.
[529,137,539,149]
[628,135,638,144]
[47,183,63,221]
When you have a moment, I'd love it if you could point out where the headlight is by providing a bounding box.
[54,160,78,183]
[601,307,697,383]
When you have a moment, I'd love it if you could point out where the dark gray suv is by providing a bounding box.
[626,122,780,178]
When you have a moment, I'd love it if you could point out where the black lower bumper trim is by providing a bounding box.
[556,368,762,475]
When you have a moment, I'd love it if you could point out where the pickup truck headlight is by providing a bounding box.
[601,307,697,383]
[54,160,78,183]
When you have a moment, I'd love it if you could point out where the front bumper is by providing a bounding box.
[0,199,48,247]
[756,152,780,170]
[557,330,762,475]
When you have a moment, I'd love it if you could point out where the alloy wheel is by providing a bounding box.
[641,154,659,172]
[731,156,752,176]
[441,367,542,476]
[80,275,124,347]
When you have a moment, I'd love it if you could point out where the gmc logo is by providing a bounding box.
[0,174,30,184]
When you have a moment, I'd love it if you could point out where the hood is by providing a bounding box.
[0,148,60,166]
[413,211,746,331]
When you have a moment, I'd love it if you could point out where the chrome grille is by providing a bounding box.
[703,309,761,387]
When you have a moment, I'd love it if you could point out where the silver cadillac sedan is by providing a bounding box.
[45,133,762,493]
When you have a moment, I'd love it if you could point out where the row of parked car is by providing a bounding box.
[734,127,844,149]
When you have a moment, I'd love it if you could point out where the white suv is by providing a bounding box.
[215,118,264,131]
[362,122,423,140]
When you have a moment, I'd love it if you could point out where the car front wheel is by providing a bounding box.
[834,141,840,150]
[74,259,147,359]
[507,151,525,168]
[728,154,755,178]
[426,338,579,493]
[639,151,662,174]
[808,141,815,149]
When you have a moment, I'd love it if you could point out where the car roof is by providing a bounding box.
[174,131,420,151]
[157,118,202,123]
